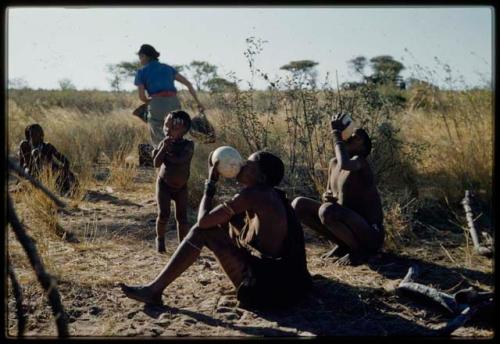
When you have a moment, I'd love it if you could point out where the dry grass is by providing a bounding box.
[400,89,492,202]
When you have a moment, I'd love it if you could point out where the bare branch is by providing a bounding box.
[7,196,69,337]
[7,258,27,337]
[8,158,67,209]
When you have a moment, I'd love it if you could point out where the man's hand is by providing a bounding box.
[330,112,350,132]
[321,191,338,204]
[207,152,219,183]
[198,103,206,113]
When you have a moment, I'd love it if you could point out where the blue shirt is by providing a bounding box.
[134,60,177,95]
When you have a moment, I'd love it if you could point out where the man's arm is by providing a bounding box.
[332,130,364,171]
[48,144,70,169]
[198,191,250,229]
[322,158,337,202]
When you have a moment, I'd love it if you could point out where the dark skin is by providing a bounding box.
[292,116,384,266]
[19,129,70,176]
[152,113,194,244]
[119,152,289,305]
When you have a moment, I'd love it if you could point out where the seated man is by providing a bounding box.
[120,151,311,308]
[292,113,384,266]
[18,123,78,196]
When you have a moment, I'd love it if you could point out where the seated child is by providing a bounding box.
[18,123,78,196]
[152,110,194,253]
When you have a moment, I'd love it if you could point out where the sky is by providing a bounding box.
[6,6,493,91]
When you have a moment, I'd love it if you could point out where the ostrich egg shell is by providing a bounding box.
[211,146,243,178]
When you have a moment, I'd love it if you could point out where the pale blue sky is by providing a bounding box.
[6,6,493,91]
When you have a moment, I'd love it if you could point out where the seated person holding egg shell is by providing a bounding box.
[292,113,385,266]
[120,147,311,308]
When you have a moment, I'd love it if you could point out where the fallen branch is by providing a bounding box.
[7,258,27,337]
[8,196,69,337]
[461,190,492,257]
[397,266,459,314]
[397,266,493,336]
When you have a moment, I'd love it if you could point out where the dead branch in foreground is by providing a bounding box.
[8,158,70,337]
[7,258,27,337]
[397,265,493,336]
[8,197,69,337]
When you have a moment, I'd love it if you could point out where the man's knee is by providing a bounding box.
[291,197,308,219]
[318,203,344,224]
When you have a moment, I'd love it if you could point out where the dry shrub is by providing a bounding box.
[107,148,139,191]
[408,81,443,111]
[15,168,65,274]
[381,188,420,251]
[401,89,492,202]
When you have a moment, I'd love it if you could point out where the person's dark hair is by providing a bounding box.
[171,110,192,132]
[252,151,285,187]
[25,123,44,141]
[354,128,372,156]
[137,44,160,60]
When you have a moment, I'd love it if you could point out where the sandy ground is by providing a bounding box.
[6,166,494,338]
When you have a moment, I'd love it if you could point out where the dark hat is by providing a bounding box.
[137,44,160,58]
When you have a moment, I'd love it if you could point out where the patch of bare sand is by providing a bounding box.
[6,167,494,338]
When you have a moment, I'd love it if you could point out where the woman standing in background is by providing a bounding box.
[135,44,205,148]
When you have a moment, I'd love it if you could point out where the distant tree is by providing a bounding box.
[205,77,238,93]
[369,55,405,86]
[58,78,76,91]
[8,78,30,90]
[280,60,319,87]
[348,56,368,78]
[106,61,141,91]
[186,61,218,91]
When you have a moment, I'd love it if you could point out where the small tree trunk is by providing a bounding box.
[461,190,492,257]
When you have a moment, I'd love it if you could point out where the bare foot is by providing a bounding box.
[119,283,163,305]
[334,253,365,266]
[321,244,349,260]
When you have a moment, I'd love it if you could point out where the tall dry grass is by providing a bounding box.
[400,89,492,202]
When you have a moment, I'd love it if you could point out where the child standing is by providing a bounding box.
[152,110,194,253]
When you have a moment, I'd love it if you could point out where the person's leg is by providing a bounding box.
[318,202,381,265]
[156,177,172,253]
[291,197,350,258]
[171,186,190,243]
[119,225,248,305]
